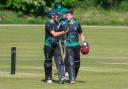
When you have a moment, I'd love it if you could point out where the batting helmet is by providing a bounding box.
[81,41,89,55]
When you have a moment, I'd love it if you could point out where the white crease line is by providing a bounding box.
[81,56,128,59]
[80,67,128,72]
[0,56,128,59]
[97,62,128,65]
[0,24,128,28]
[0,67,128,78]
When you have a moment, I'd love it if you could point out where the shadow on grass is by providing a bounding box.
[41,79,67,84]
[76,80,86,83]
[41,79,86,84]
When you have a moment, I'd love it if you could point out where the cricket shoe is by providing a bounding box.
[70,80,75,84]
[46,79,52,83]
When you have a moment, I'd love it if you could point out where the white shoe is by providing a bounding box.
[46,80,52,83]
[70,80,75,84]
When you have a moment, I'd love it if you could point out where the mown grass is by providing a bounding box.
[0,26,128,89]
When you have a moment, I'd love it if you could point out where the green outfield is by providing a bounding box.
[0,25,128,89]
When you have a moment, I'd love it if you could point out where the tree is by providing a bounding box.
[101,0,123,8]
[0,0,8,4]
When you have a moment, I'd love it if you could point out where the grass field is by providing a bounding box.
[0,25,128,89]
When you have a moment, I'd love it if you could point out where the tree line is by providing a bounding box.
[0,0,128,16]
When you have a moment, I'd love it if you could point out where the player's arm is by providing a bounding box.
[78,23,85,42]
[46,23,68,37]
[79,33,85,42]
[50,22,69,37]
[50,30,68,37]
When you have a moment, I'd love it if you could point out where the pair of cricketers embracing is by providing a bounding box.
[43,3,89,84]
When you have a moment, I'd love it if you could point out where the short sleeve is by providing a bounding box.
[45,23,54,32]
[78,23,83,34]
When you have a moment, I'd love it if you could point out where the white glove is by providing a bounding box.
[83,41,88,46]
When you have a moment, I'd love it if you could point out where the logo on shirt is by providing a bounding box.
[74,26,77,31]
